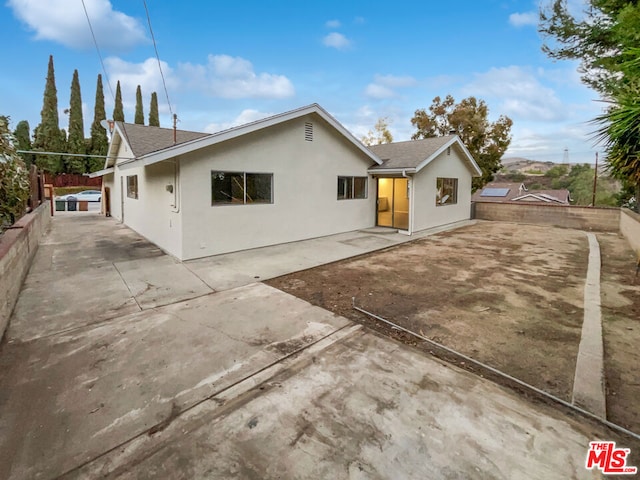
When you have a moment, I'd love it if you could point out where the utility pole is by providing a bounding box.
[591,152,598,207]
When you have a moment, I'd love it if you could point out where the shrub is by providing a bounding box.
[0,116,30,230]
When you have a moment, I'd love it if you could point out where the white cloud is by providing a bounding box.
[323,32,351,50]
[105,57,176,110]
[461,66,565,122]
[364,84,396,99]
[509,11,538,27]
[325,19,341,28]
[374,74,417,88]
[7,0,147,50]
[179,54,294,99]
[364,74,417,99]
[204,109,275,134]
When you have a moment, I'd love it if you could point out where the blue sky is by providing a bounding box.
[1,0,602,162]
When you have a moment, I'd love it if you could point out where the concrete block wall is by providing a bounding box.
[620,208,640,254]
[0,202,51,339]
[473,202,621,232]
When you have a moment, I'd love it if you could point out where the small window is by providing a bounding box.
[436,177,457,206]
[338,176,367,200]
[127,175,138,199]
[212,171,273,205]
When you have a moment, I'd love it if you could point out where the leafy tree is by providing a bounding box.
[593,48,640,210]
[540,1,640,210]
[149,92,160,127]
[113,81,124,122]
[135,85,144,125]
[361,117,393,146]
[65,69,86,173]
[13,120,34,167]
[0,116,30,229]
[33,55,63,173]
[411,95,513,190]
[89,74,108,172]
[544,164,569,178]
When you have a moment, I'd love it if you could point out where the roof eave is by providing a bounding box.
[119,104,382,170]
[368,167,417,175]
[88,166,114,178]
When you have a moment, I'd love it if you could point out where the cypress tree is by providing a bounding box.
[89,74,108,172]
[13,120,34,167]
[65,69,86,173]
[33,55,63,173]
[113,80,124,122]
[134,85,144,125]
[149,92,160,127]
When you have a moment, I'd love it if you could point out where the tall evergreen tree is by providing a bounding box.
[89,74,108,172]
[135,85,144,125]
[33,55,63,173]
[148,92,160,127]
[113,80,124,122]
[65,69,86,173]
[13,120,34,167]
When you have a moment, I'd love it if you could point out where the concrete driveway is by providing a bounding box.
[0,214,619,479]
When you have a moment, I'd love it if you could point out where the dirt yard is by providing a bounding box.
[268,222,590,403]
[598,232,640,432]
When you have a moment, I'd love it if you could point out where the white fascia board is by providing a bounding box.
[88,167,114,178]
[105,125,126,168]
[368,168,417,175]
[414,136,483,177]
[120,104,382,171]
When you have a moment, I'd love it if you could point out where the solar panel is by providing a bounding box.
[480,188,510,197]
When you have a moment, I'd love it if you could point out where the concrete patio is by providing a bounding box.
[0,214,623,479]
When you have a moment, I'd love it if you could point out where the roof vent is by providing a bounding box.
[304,122,313,141]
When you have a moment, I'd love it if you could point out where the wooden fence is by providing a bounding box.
[44,173,102,188]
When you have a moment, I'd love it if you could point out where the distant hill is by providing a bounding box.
[500,158,558,175]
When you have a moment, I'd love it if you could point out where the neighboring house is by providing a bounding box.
[472,182,571,205]
[91,104,481,260]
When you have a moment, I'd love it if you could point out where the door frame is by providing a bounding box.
[375,176,412,233]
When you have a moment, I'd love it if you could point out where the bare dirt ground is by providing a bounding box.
[598,232,640,432]
[268,222,590,403]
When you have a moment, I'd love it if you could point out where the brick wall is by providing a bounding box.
[0,202,51,339]
[473,202,621,232]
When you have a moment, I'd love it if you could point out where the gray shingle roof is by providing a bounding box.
[117,122,210,157]
[368,136,455,170]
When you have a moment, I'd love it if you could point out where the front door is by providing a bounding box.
[377,178,409,230]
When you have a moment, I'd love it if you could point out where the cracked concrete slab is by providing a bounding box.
[0,283,350,480]
[67,330,603,480]
[114,255,213,309]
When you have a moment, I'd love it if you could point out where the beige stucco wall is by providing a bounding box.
[179,114,377,259]
[620,208,640,254]
[411,146,474,232]
[109,140,183,258]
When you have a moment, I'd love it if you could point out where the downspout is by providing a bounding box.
[401,169,412,236]
[171,159,180,213]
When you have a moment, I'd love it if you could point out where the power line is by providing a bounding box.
[143,0,174,118]
[81,0,115,102]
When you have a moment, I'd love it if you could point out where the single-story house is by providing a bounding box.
[91,104,481,260]
[472,182,571,205]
